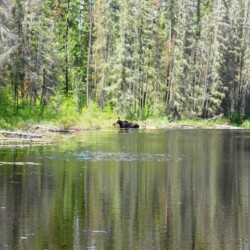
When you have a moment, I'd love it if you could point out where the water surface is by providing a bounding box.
[0,129,250,249]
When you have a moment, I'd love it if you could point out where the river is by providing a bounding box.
[0,129,250,250]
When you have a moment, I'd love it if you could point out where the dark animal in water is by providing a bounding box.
[113,118,139,129]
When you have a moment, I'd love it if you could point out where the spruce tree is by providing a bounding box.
[92,0,118,110]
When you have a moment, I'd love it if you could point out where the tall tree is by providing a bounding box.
[55,0,91,110]
[92,0,118,110]
[86,0,93,107]
[198,0,227,118]
[106,0,137,114]
[0,0,17,66]
[0,0,18,106]
[1,0,250,120]
[223,0,250,116]
[8,0,59,107]
[134,0,160,118]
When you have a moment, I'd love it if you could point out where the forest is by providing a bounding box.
[1,0,250,128]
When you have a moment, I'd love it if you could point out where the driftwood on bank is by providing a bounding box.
[0,125,73,146]
[0,137,52,145]
[207,114,224,121]
[0,130,46,146]
[29,125,75,133]
[0,130,42,138]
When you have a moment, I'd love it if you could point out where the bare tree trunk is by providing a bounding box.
[65,0,70,95]
[138,25,143,109]
[11,70,18,108]
[86,0,94,107]
[202,60,210,118]
[165,14,174,112]
[16,0,25,106]
[40,68,47,106]
[190,0,201,113]
[202,34,213,118]
[165,0,177,114]
[55,0,61,12]
[236,50,244,113]
[100,35,109,110]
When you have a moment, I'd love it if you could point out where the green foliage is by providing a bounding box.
[56,116,78,128]
[1,0,250,124]
[229,113,244,125]
[0,118,11,130]
[201,0,213,16]
[241,119,250,129]
[140,105,153,120]
[0,90,12,116]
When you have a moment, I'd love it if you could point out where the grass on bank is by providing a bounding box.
[0,96,250,131]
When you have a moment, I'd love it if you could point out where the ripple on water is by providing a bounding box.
[72,151,189,162]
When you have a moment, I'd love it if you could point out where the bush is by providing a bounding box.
[0,118,11,130]
[56,116,78,128]
[241,119,250,129]
[229,113,243,125]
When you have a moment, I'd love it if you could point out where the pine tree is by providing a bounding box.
[1,0,250,119]
[0,0,18,66]
[22,0,59,105]
[198,0,227,118]
[164,0,186,119]
[223,0,250,116]
[8,0,59,106]
[54,0,90,110]
[92,0,118,110]
[134,0,160,118]
[107,0,137,115]
[242,0,250,116]
[0,0,18,106]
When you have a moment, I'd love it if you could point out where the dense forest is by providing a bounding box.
[1,0,250,122]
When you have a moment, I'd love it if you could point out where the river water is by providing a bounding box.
[0,129,250,250]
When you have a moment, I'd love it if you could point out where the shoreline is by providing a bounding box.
[0,121,243,147]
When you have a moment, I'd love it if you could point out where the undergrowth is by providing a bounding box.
[1,92,250,130]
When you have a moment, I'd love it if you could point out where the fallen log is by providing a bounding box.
[207,114,224,121]
[0,137,54,146]
[28,125,75,133]
[0,125,76,147]
[0,130,43,139]
[0,138,44,142]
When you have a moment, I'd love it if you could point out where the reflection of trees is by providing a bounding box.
[0,131,250,249]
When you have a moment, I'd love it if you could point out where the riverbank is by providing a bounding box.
[1,99,249,135]
[0,116,244,146]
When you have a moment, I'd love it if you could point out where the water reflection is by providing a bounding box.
[0,130,250,249]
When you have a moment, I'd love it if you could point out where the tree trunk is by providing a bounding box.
[86,0,94,107]
[165,15,174,112]
[65,0,70,95]
[16,0,25,106]
[236,49,244,113]
[100,34,109,110]
[40,68,47,106]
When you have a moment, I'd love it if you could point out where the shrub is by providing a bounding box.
[0,118,11,130]
[229,113,244,125]
[241,119,250,129]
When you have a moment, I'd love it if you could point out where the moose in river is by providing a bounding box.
[113,118,139,129]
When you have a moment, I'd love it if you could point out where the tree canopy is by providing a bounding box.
[1,0,250,120]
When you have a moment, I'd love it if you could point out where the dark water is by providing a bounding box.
[0,129,250,250]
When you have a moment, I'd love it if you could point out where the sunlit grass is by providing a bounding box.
[0,95,248,131]
[241,119,250,129]
[140,117,170,128]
